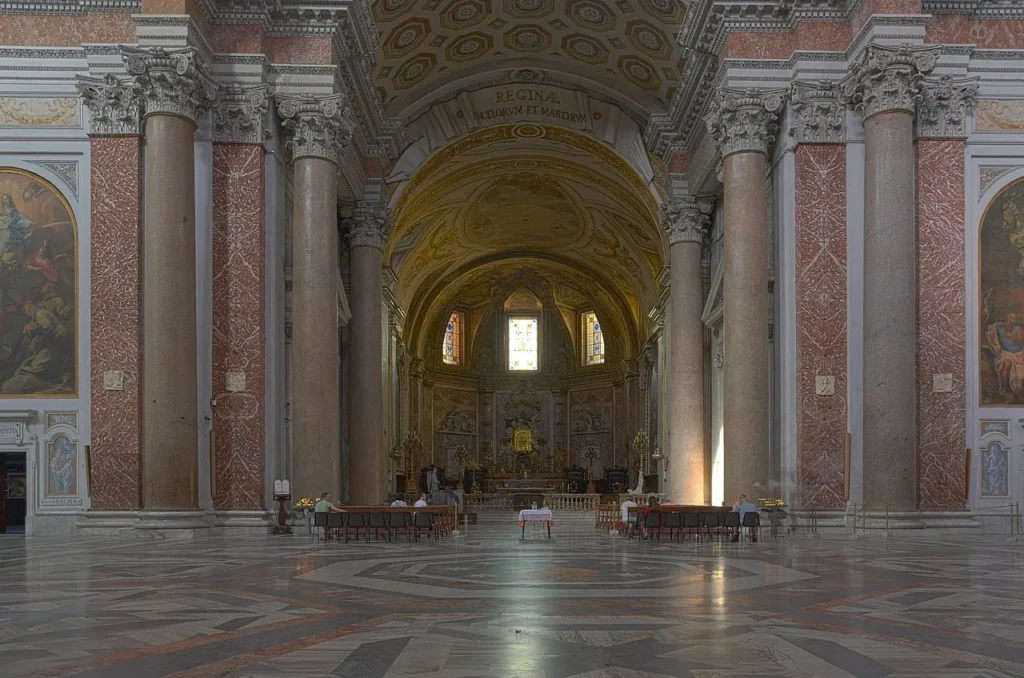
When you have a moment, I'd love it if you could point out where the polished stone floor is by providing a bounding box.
[1,517,1023,678]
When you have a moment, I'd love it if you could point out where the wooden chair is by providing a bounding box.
[661,511,682,541]
[741,511,761,542]
[682,511,700,541]
[325,511,344,541]
[313,511,329,541]
[413,512,436,542]
[345,512,368,543]
[723,511,741,540]
[368,511,390,542]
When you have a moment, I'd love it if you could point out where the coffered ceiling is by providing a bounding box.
[372,0,687,119]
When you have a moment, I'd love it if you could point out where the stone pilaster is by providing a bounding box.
[789,80,846,145]
[840,43,940,120]
[661,197,712,505]
[705,87,786,503]
[276,93,350,505]
[348,196,392,504]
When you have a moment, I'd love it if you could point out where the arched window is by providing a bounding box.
[508,316,538,371]
[442,312,463,366]
[582,311,604,366]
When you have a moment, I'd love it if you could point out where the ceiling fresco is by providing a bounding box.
[372,0,687,118]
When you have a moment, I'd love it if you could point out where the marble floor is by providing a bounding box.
[1,517,1023,678]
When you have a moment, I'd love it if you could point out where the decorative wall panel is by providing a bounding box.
[212,143,265,511]
[917,140,966,509]
[794,145,848,510]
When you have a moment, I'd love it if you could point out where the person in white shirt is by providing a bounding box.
[413,493,429,508]
[620,498,637,533]
[390,495,407,508]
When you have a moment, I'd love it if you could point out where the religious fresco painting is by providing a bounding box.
[981,441,1009,497]
[0,169,76,396]
[981,177,1024,406]
[47,434,77,497]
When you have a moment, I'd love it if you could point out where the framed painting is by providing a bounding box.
[0,168,76,396]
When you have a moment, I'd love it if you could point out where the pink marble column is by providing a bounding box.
[348,201,390,505]
[211,86,269,512]
[660,198,712,505]
[276,94,349,504]
[790,82,848,510]
[841,44,939,513]
[705,88,786,503]
[914,78,977,509]
[78,75,143,510]
[123,46,216,520]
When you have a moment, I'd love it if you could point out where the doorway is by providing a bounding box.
[0,451,27,534]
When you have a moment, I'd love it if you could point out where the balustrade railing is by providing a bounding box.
[545,494,599,512]
[462,493,600,512]
[463,494,512,512]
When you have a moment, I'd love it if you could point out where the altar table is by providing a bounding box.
[518,508,553,539]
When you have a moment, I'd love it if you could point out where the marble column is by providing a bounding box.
[841,44,939,512]
[123,46,215,518]
[348,200,391,505]
[276,94,350,504]
[78,74,144,513]
[211,86,269,517]
[661,197,712,505]
[705,88,786,503]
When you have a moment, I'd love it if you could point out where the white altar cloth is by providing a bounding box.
[517,508,553,523]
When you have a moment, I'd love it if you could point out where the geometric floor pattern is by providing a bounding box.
[1,516,1023,677]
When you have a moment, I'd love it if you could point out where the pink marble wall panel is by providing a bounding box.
[266,37,333,65]
[873,0,922,13]
[724,32,794,60]
[795,145,848,510]
[924,14,971,44]
[0,13,134,46]
[210,24,265,54]
[795,22,850,51]
[212,144,266,511]
[916,140,967,510]
[669,153,688,174]
[90,137,143,510]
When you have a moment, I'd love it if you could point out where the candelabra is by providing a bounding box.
[583,445,599,482]
[399,432,423,494]
[632,431,649,476]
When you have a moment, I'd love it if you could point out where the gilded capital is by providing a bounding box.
[789,80,846,144]
[77,73,141,136]
[916,75,978,139]
[275,93,353,165]
[840,43,940,120]
[213,85,269,144]
[347,201,392,250]
[121,46,217,123]
[704,87,787,158]
[660,197,714,246]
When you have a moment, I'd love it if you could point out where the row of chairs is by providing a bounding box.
[630,510,761,542]
[313,510,440,543]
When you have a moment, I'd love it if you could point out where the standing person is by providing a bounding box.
[731,494,758,543]
[414,493,429,508]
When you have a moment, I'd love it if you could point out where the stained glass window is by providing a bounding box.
[583,311,604,366]
[508,316,538,371]
[443,312,462,365]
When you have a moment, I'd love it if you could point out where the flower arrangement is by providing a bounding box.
[294,497,315,510]
[758,498,786,507]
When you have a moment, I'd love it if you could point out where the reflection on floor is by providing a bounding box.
[0,516,1022,677]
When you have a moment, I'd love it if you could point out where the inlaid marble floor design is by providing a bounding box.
[1,519,1023,678]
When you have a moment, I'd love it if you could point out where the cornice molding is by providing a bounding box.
[789,79,846,144]
[0,0,140,14]
[77,73,141,136]
[916,74,978,139]
[704,87,787,158]
[275,93,352,165]
[213,84,269,144]
[122,45,217,124]
[660,197,714,246]
[840,43,940,120]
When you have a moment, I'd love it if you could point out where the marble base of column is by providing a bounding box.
[290,156,341,503]
[668,241,705,504]
[723,151,770,503]
[862,110,917,511]
[349,245,384,505]
[142,114,199,511]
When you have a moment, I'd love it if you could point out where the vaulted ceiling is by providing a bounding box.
[372,0,687,119]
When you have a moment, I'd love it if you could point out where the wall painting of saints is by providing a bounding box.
[0,169,76,396]
[47,434,77,497]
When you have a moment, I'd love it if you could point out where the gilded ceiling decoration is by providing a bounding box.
[372,0,686,117]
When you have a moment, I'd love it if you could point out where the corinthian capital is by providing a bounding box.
[213,85,269,144]
[347,201,392,250]
[77,73,141,136]
[121,46,217,123]
[840,43,940,120]
[789,80,846,144]
[916,75,978,139]
[275,93,353,166]
[660,197,714,245]
[704,88,787,158]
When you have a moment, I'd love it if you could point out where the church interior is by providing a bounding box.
[1,0,1024,675]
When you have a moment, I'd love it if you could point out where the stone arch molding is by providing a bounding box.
[386,80,662,206]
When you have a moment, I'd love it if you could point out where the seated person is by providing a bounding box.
[620,498,638,527]
[390,495,408,507]
[640,495,662,540]
[731,494,758,543]
[414,493,429,508]
[314,492,343,513]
